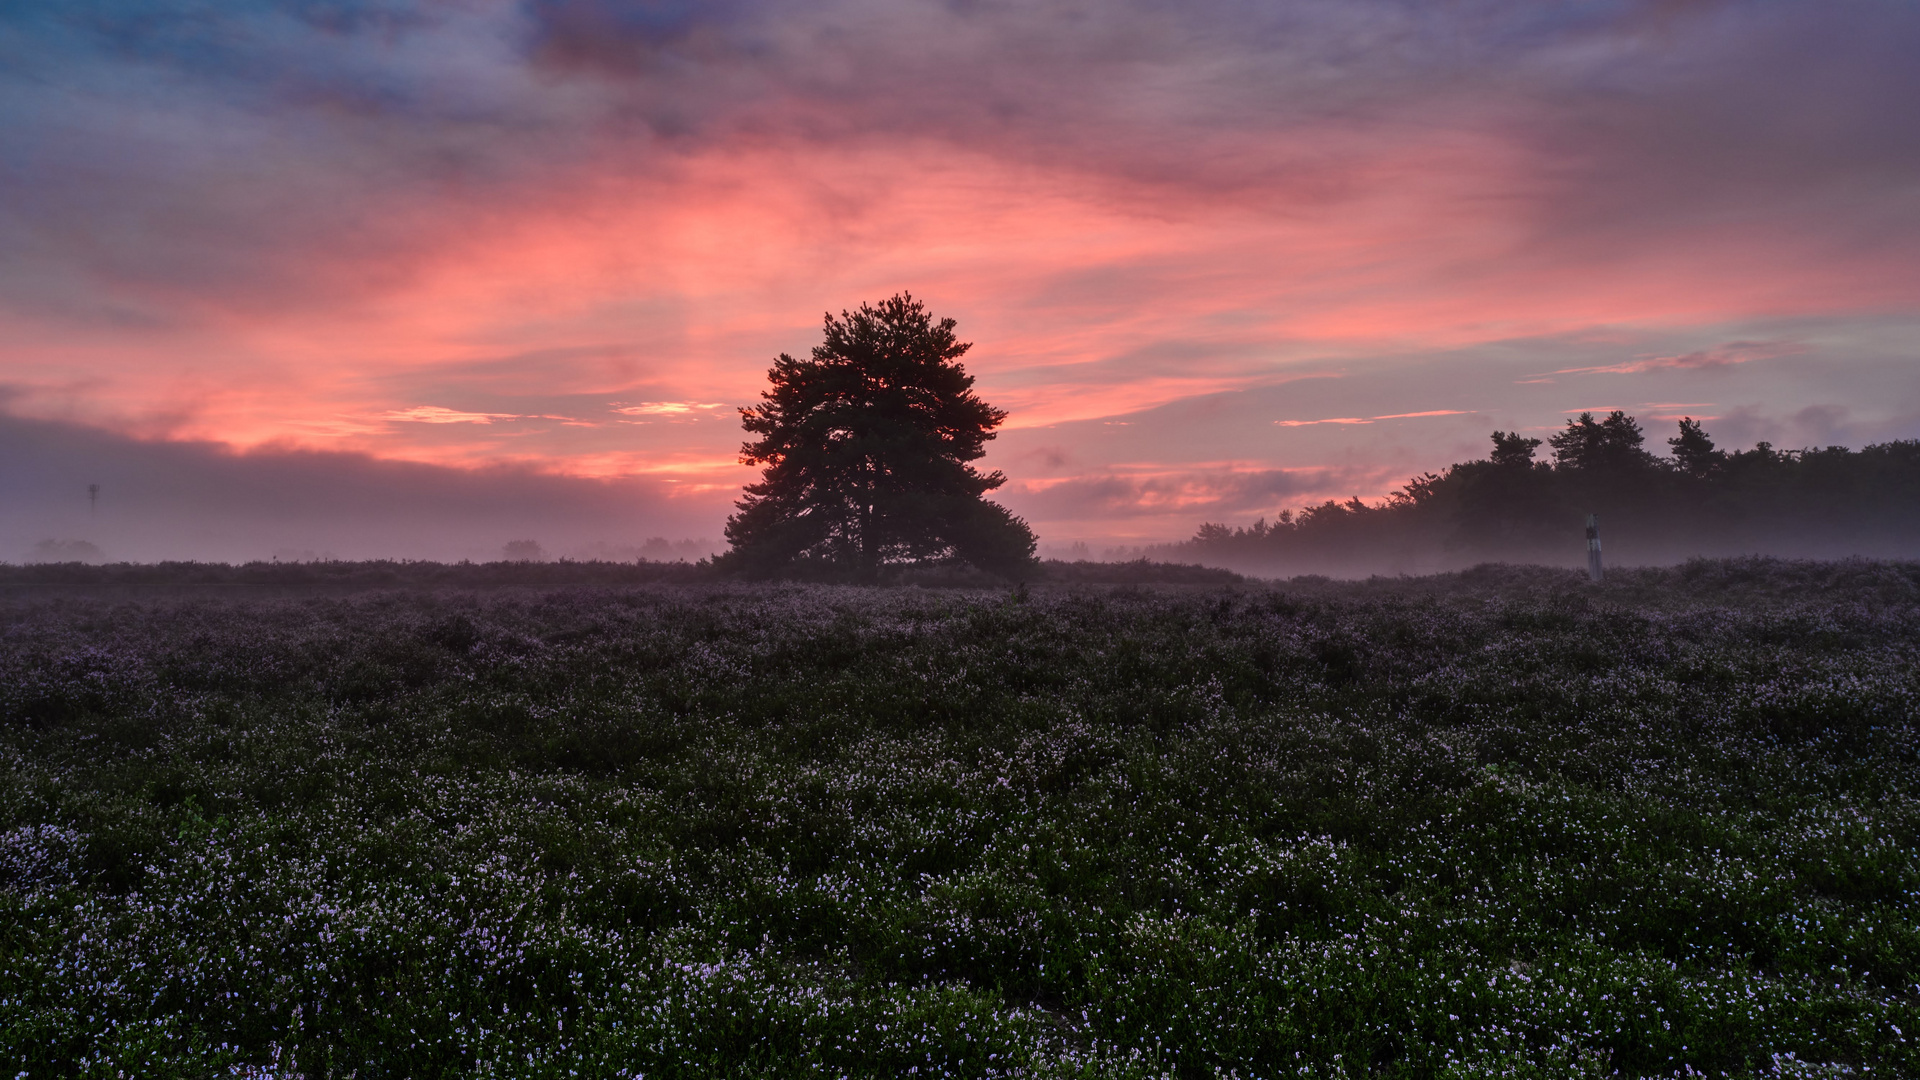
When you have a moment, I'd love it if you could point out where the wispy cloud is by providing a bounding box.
[383,406,525,425]
[1547,341,1806,377]
[999,459,1415,538]
[612,402,730,417]
[1275,410,1471,427]
[2,1,1916,545]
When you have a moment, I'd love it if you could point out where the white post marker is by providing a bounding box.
[1585,513,1603,583]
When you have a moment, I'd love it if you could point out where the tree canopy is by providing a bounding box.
[1669,417,1721,477]
[1176,414,1920,575]
[719,293,1037,578]
[1547,410,1657,472]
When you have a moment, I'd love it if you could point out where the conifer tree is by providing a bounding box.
[1549,411,1657,473]
[721,293,1037,578]
[1668,417,1723,476]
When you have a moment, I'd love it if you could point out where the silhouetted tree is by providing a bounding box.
[1489,431,1543,468]
[1455,430,1562,556]
[1549,411,1656,472]
[721,293,1037,579]
[1546,411,1664,550]
[1669,418,1722,477]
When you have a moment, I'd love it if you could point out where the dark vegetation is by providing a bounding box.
[719,293,1038,580]
[0,558,1235,589]
[0,559,715,588]
[3,557,1917,1077]
[1173,413,1920,576]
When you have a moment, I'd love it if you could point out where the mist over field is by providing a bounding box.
[0,413,720,566]
[11,407,1917,582]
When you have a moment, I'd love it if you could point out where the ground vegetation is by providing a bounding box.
[1,559,1916,1077]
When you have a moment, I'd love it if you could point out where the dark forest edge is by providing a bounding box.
[1158,412,1920,575]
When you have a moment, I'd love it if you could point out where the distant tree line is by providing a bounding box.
[1168,413,1920,575]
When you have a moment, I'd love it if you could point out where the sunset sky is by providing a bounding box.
[4,1,1918,558]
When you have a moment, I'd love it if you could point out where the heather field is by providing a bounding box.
[3,560,1919,1079]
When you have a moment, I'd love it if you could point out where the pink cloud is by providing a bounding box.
[1276,409,1472,427]
[999,461,1406,540]
[3,2,1917,547]
[1547,341,1807,377]
[383,406,525,425]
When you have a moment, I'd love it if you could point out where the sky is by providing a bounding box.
[3,0,1918,560]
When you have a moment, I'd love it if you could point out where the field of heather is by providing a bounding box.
[2,559,1918,1079]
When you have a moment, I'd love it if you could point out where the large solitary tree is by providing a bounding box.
[719,293,1038,578]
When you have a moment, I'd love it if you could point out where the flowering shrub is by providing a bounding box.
[0,560,1915,1077]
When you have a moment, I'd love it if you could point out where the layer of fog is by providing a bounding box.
[1,414,723,565]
